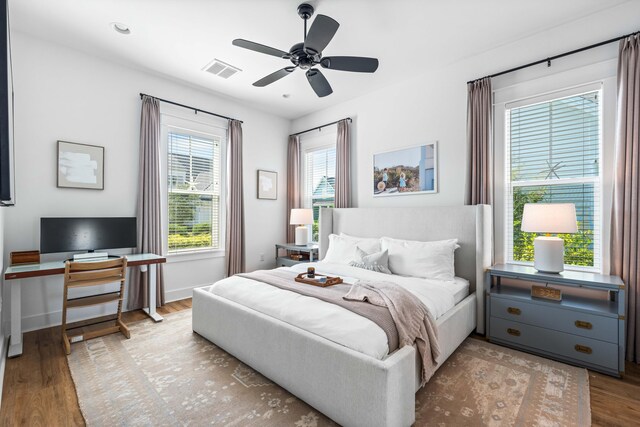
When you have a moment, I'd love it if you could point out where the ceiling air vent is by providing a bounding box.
[203,59,242,79]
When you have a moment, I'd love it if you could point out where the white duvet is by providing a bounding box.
[205,262,468,360]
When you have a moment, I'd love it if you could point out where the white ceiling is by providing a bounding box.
[10,0,632,119]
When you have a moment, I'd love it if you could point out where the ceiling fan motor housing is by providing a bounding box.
[289,42,319,69]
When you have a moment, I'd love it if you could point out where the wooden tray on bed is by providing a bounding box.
[294,273,343,287]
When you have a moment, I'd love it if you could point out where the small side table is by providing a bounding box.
[275,243,319,267]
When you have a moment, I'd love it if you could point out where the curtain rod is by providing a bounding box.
[467,30,640,85]
[290,117,352,137]
[139,93,243,123]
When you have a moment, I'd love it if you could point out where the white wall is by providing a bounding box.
[2,31,289,331]
[0,207,5,391]
[290,3,640,270]
[291,2,640,206]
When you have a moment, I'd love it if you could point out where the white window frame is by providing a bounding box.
[160,108,227,261]
[499,82,607,273]
[300,129,337,242]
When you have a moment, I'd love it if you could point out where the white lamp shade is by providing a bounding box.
[521,203,578,234]
[290,208,313,225]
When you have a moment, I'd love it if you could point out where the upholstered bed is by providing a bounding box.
[193,205,491,427]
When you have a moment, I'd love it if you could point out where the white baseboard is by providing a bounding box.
[21,305,123,333]
[19,284,203,333]
[164,283,205,303]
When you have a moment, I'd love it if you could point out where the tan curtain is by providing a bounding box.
[335,119,351,208]
[226,120,245,276]
[466,77,493,205]
[129,95,165,309]
[612,33,640,362]
[286,135,301,243]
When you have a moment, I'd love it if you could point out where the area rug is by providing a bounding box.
[67,310,590,426]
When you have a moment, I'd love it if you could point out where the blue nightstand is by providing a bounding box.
[486,264,625,377]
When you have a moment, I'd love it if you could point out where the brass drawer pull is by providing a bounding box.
[507,307,521,315]
[574,344,593,354]
[575,320,593,330]
[507,328,521,337]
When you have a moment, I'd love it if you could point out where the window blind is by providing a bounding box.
[303,145,336,240]
[168,131,221,252]
[506,90,601,270]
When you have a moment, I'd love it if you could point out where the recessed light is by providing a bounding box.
[111,22,131,35]
[282,94,291,98]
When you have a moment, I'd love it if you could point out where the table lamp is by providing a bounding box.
[521,203,577,273]
[290,208,313,246]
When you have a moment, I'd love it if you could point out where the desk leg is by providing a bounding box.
[8,279,23,357]
[142,264,163,322]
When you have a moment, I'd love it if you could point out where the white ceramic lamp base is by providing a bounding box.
[295,226,309,246]
[533,236,565,273]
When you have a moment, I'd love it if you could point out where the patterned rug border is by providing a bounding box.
[463,338,592,425]
[65,310,188,427]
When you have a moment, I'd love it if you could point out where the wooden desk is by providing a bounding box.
[4,253,166,358]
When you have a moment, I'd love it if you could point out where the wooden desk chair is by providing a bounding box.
[62,257,130,355]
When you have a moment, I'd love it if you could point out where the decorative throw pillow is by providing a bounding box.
[349,247,392,274]
[380,237,459,281]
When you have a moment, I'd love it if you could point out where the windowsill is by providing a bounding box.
[167,249,225,263]
[505,260,601,274]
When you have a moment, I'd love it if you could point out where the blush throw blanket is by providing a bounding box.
[344,280,440,386]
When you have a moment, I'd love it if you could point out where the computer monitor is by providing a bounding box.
[40,217,137,254]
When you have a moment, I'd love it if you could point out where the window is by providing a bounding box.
[167,130,222,252]
[303,145,336,242]
[505,89,601,270]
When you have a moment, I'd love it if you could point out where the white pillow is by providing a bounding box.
[380,237,459,281]
[323,233,381,264]
[339,233,381,253]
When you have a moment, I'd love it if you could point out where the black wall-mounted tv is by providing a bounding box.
[40,217,138,254]
[0,0,14,206]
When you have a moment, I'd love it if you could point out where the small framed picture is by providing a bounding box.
[57,141,104,190]
[257,170,277,200]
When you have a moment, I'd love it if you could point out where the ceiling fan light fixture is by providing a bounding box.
[111,22,131,35]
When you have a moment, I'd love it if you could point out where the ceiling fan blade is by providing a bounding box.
[303,15,339,55]
[253,67,295,87]
[320,56,379,73]
[306,69,333,97]
[232,39,288,58]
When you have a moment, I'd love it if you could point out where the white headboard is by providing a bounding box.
[318,205,492,333]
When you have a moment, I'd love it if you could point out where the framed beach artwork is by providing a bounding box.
[257,169,277,200]
[57,141,104,190]
[373,142,438,197]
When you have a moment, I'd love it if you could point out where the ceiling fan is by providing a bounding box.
[232,3,379,97]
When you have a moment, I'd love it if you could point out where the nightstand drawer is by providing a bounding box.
[490,317,619,371]
[277,257,302,267]
[491,297,618,343]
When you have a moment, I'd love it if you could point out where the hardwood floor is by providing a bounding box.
[590,362,640,427]
[0,297,638,426]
